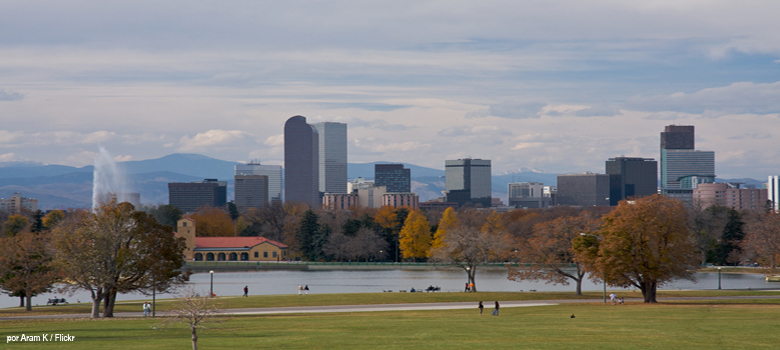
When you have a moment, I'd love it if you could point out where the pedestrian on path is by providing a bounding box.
[304,285,309,295]
[243,286,249,297]
[609,293,617,305]
[478,301,484,316]
[142,302,150,316]
[298,284,303,295]
[491,301,499,316]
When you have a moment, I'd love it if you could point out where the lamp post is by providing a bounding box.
[209,270,215,298]
[718,267,722,290]
[379,250,384,264]
[580,233,606,304]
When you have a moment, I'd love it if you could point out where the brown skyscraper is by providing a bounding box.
[284,116,320,207]
[660,125,694,150]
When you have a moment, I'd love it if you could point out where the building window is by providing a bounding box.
[273,251,277,258]
[183,222,187,227]
[194,253,203,261]
[229,252,237,261]
[241,252,249,261]
[254,252,259,258]
[264,251,268,258]
[218,253,226,261]
[206,253,214,261]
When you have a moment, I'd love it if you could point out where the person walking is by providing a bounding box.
[304,285,309,295]
[465,282,469,292]
[478,301,484,316]
[491,301,500,316]
[298,284,303,295]
[142,302,149,317]
[243,286,249,297]
[609,293,617,305]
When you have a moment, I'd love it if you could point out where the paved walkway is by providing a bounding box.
[3,295,780,321]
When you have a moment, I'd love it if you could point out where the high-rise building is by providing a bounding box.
[507,182,551,208]
[0,193,38,214]
[235,162,283,204]
[284,116,319,207]
[769,176,780,212]
[556,173,610,207]
[445,158,492,207]
[168,179,227,213]
[605,157,658,205]
[660,125,715,199]
[234,175,268,212]
[375,164,411,193]
[312,122,347,195]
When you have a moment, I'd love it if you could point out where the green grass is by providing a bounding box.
[2,302,779,349]
[3,289,780,317]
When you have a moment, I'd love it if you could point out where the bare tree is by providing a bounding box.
[162,289,221,350]
[687,201,730,266]
[741,211,780,271]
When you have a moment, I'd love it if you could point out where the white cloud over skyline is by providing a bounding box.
[0,1,779,179]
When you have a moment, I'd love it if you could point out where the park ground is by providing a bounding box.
[2,290,780,349]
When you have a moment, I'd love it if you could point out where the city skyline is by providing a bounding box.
[1,2,779,180]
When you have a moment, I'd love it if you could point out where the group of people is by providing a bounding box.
[298,284,310,295]
[142,302,151,316]
[464,282,475,292]
[609,293,624,305]
[478,301,500,316]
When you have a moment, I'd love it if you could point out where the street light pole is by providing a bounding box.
[718,267,722,290]
[581,233,606,304]
[209,270,215,298]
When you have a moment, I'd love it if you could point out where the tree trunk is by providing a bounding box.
[25,291,33,311]
[103,288,117,317]
[641,280,658,303]
[575,279,582,296]
[191,326,198,350]
[469,265,477,292]
[91,288,103,318]
[19,295,24,307]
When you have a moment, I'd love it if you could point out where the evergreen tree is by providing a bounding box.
[296,210,324,261]
[715,209,745,266]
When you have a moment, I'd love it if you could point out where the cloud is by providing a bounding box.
[0,153,18,162]
[728,133,772,140]
[178,129,251,151]
[488,101,547,119]
[624,81,780,116]
[0,90,23,101]
[573,104,621,117]
[264,134,284,146]
[113,155,133,162]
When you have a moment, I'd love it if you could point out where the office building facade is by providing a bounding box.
[445,158,492,207]
[234,175,269,212]
[507,182,552,208]
[235,163,283,204]
[168,179,227,213]
[312,122,348,195]
[556,173,610,207]
[661,149,715,189]
[284,116,320,207]
[0,193,38,214]
[605,157,658,205]
[375,164,411,193]
[694,183,767,211]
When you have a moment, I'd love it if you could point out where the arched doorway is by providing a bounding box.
[194,253,203,261]
[206,253,214,261]
[217,253,226,261]
[228,252,237,261]
[240,252,249,261]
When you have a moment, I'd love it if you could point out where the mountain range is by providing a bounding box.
[0,154,765,210]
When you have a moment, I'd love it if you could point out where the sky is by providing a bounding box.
[1,1,779,179]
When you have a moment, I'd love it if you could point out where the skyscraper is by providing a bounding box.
[769,176,780,212]
[605,157,658,205]
[556,173,610,207]
[445,158,491,207]
[235,162,283,204]
[311,122,348,194]
[660,125,715,197]
[375,164,411,193]
[284,116,319,207]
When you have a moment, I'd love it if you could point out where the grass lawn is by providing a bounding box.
[2,301,779,349]
[2,289,780,317]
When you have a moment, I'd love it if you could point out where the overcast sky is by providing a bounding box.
[1,1,779,179]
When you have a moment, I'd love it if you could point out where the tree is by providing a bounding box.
[146,204,182,228]
[428,209,509,292]
[323,227,388,262]
[0,231,60,311]
[53,201,188,317]
[164,289,221,350]
[687,202,729,265]
[741,211,780,271]
[508,211,600,295]
[189,206,234,237]
[430,207,458,255]
[398,210,432,261]
[296,210,327,261]
[2,214,29,237]
[582,195,698,303]
[715,209,745,266]
[42,210,65,231]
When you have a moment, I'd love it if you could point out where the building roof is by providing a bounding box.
[194,236,288,249]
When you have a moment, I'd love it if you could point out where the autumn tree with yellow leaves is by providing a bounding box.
[398,209,432,261]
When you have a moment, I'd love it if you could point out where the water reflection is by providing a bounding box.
[2,270,776,309]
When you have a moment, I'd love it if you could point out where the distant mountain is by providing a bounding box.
[121,153,240,180]
[348,161,445,179]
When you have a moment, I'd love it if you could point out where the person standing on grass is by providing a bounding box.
[243,286,249,297]
[610,293,617,305]
[478,301,484,316]
[492,301,499,316]
[304,285,309,295]
[298,284,303,295]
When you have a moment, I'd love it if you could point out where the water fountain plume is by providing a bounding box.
[92,147,129,211]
